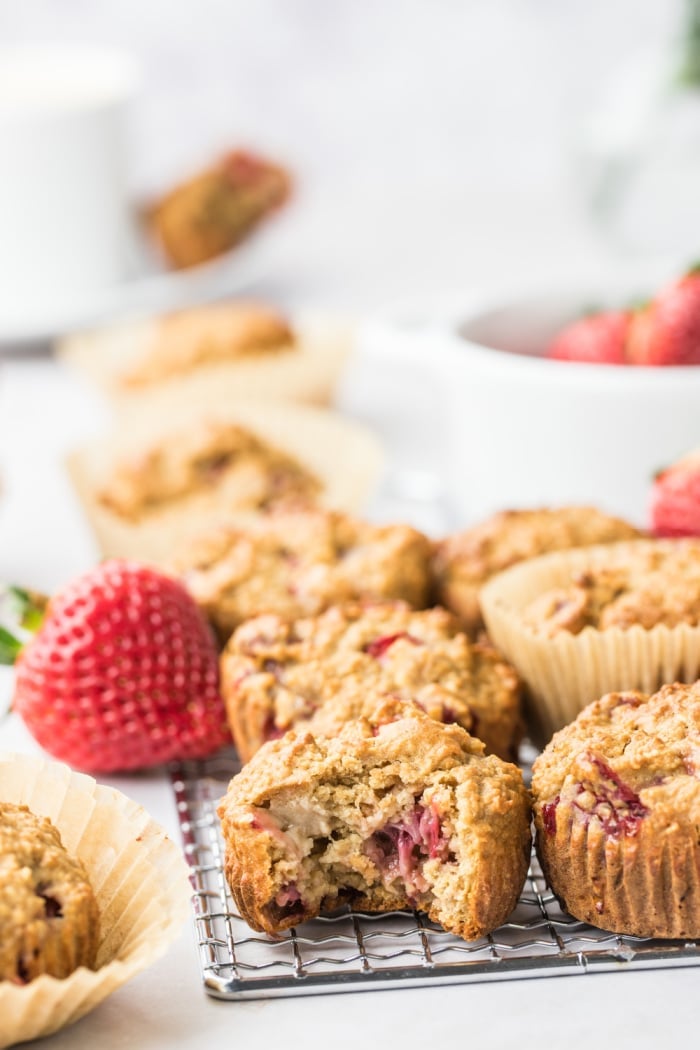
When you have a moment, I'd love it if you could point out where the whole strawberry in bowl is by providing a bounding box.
[1,561,230,772]
[627,266,700,367]
[547,309,629,365]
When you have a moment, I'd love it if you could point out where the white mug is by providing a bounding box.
[0,44,140,327]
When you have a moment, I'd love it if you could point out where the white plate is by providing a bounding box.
[0,212,291,348]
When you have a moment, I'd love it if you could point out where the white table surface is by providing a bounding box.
[1,353,697,1050]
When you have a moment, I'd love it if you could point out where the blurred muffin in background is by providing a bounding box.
[67,398,383,567]
[58,303,352,411]
[146,149,291,268]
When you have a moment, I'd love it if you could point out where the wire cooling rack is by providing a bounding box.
[171,749,700,1000]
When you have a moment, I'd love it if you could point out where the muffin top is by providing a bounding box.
[433,506,641,633]
[180,510,433,639]
[120,302,295,389]
[521,540,700,636]
[98,420,320,522]
[219,696,526,843]
[531,682,700,837]
[0,803,99,982]
[222,600,522,761]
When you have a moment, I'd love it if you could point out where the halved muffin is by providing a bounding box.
[218,698,531,940]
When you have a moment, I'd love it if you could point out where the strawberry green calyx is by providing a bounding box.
[0,625,22,665]
[0,586,47,665]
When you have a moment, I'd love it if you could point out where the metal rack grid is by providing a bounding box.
[171,749,700,1000]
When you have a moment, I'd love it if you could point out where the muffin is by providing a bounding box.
[481,538,700,742]
[531,682,700,938]
[68,401,383,566]
[0,802,99,982]
[0,752,190,1047]
[59,304,351,410]
[97,420,320,524]
[433,506,642,634]
[217,697,531,940]
[520,540,700,636]
[180,510,433,640]
[221,601,523,763]
[147,149,290,269]
[107,302,295,389]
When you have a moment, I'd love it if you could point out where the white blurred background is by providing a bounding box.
[1,0,695,309]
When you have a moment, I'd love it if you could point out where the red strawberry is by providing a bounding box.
[8,561,230,772]
[627,269,700,366]
[547,310,629,365]
[650,451,700,537]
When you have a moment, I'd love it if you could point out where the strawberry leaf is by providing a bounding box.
[6,587,46,632]
[0,626,22,665]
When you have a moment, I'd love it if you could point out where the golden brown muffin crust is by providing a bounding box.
[0,803,99,982]
[532,683,700,937]
[221,601,523,763]
[218,698,531,940]
[434,506,642,634]
[120,302,295,389]
[521,541,700,637]
[98,421,320,522]
[181,510,433,640]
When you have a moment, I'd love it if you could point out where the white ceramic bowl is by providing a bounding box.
[360,285,700,527]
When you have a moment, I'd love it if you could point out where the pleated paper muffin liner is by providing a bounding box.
[480,540,700,745]
[0,752,191,1048]
[58,313,352,410]
[67,396,384,567]
[534,806,700,939]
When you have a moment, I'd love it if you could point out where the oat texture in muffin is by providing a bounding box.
[218,698,531,940]
[98,420,320,523]
[148,149,290,269]
[221,601,523,763]
[433,507,642,634]
[0,803,99,982]
[521,540,700,637]
[532,682,700,938]
[118,302,295,389]
[180,510,433,640]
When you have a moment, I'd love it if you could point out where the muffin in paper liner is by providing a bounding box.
[480,539,700,745]
[58,311,352,411]
[531,685,700,938]
[0,752,191,1048]
[66,395,384,567]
